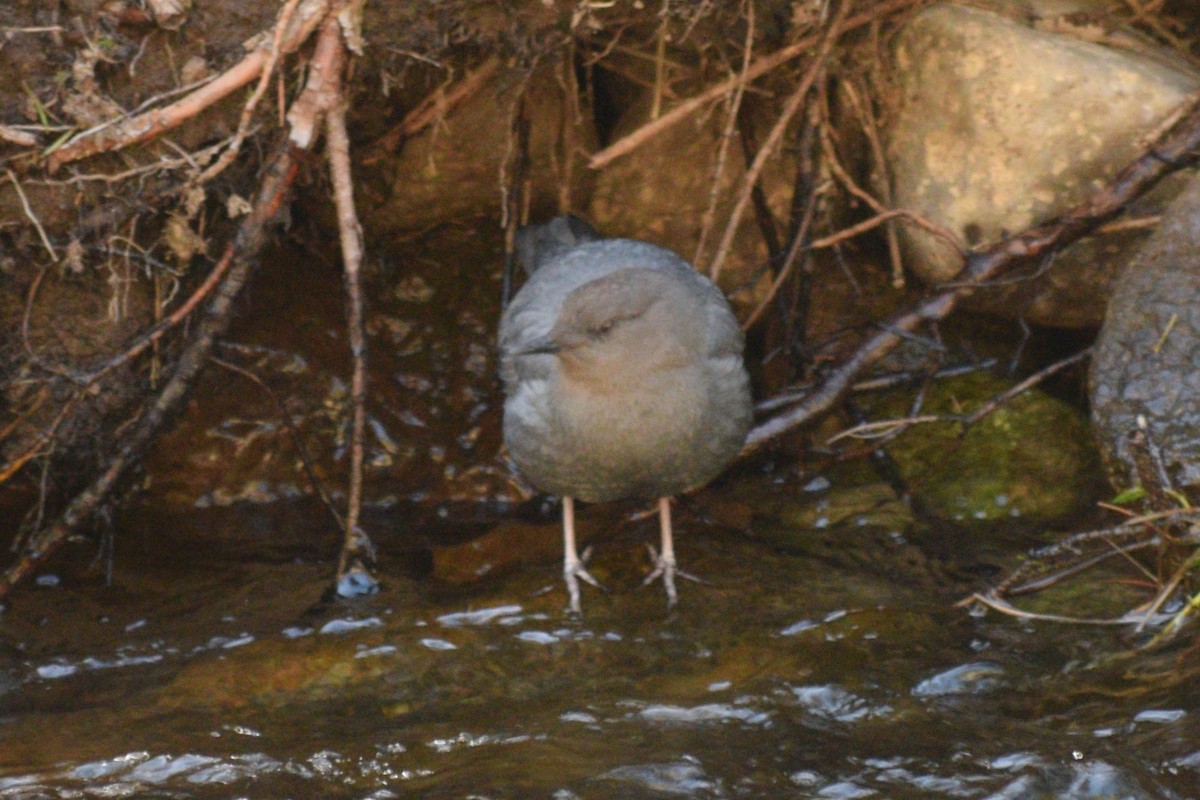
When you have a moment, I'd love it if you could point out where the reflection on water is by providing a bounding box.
[2,496,1199,799]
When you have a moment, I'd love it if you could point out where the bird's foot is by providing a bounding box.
[641,544,702,609]
[564,546,604,616]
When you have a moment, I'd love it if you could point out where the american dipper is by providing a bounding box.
[498,216,752,613]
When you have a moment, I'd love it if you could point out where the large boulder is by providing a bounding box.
[1090,171,1200,493]
[884,3,1200,326]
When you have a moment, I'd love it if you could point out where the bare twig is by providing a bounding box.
[210,353,344,529]
[960,508,1200,621]
[964,591,1162,626]
[0,149,302,599]
[588,0,925,170]
[4,169,57,259]
[501,80,533,310]
[962,348,1092,426]
[840,77,902,287]
[825,414,942,444]
[806,208,960,254]
[709,0,847,282]
[693,2,754,269]
[196,0,302,184]
[0,5,349,601]
[325,35,377,586]
[363,56,501,163]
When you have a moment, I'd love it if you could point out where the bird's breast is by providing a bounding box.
[504,364,736,502]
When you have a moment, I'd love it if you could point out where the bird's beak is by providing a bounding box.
[517,335,561,356]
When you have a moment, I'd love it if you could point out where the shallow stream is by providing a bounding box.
[2,486,1198,799]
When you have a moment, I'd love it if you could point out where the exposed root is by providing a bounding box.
[363,55,501,163]
[691,0,754,271]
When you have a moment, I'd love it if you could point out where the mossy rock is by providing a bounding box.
[876,372,1102,524]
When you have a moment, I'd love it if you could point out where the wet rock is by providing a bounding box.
[911,661,1005,697]
[432,519,564,585]
[870,372,1102,523]
[884,3,1199,326]
[358,61,597,237]
[1090,171,1200,494]
[766,480,914,534]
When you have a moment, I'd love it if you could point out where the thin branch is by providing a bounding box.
[0,6,348,600]
[962,347,1092,426]
[363,55,501,163]
[4,169,57,259]
[196,0,302,184]
[326,43,377,584]
[210,353,344,529]
[964,591,1162,626]
[588,0,925,170]
[693,0,754,270]
[709,0,847,282]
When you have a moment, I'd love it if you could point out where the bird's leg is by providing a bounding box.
[642,497,701,608]
[562,496,602,614]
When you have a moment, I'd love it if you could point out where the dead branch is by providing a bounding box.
[744,91,1200,450]
[4,169,57,259]
[840,75,905,287]
[195,0,303,184]
[325,40,378,592]
[806,207,960,253]
[692,0,755,270]
[210,352,344,529]
[45,0,331,172]
[363,55,501,164]
[964,590,1162,626]
[962,348,1091,426]
[956,506,1200,633]
[0,151,299,599]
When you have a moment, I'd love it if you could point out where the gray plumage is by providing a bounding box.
[497,216,752,613]
[499,223,751,503]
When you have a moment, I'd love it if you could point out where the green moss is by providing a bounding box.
[878,372,1102,524]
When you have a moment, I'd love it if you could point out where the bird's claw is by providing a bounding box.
[641,543,702,609]
[564,545,604,615]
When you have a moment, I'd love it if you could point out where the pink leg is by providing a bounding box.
[562,496,602,615]
[642,496,700,608]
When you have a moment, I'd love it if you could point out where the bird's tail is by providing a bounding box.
[515,215,602,274]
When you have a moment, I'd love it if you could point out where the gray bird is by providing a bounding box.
[498,216,752,613]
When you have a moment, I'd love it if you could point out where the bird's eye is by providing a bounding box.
[591,319,616,338]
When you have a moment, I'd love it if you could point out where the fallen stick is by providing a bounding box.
[0,153,299,599]
[362,55,501,163]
